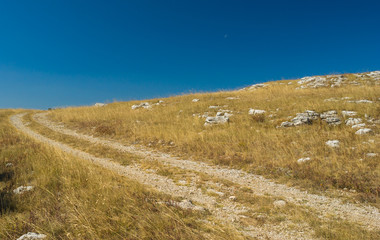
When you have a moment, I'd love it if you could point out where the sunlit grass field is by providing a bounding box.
[49,73,380,205]
[0,110,238,239]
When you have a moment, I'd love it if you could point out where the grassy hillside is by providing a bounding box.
[0,110,237,239]
[49,72,380,204]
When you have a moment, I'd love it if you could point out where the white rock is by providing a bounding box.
[273,200,287,208]
[17,232,46,240]
[131,102,151,110]
[280,121,294,127]
[324,98,339,102]
[208,105,220,109]
[248,109,266,115]
[352,123,366,129]
[355,100,373,103]
[13,186,34,194]
[345,118,362,126]
[366,153,378,157]
[229,196,237,201]
[326,140,340,148]
[226,97,239,100]
[342,111,357,117]
[192,99,200,102]
[5,162,13,167]
[204,115,229,126]
[297,157,311,163]
[94,103,106,107]
[247,83,266,90]
[355,128,372,135]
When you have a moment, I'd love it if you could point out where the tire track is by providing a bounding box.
[32,112,380,231]
[11,113,317,240]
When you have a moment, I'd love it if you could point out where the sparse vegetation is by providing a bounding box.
[0,110,238,239]
[49,74,379,204]
[2,72,379,239]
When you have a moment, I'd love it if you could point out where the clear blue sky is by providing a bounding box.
[1,0,379,109]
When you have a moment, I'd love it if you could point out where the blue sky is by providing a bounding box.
[1,0,379,109]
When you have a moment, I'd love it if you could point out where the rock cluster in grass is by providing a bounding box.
[280,110,348,127]
[355,128,373,135]
[192,98,200,102]
[248,109,266,115]
[297,157,311,164]
[366,153,378,157]
[131,102,151,110]
[326,140,340,148]
[296,71,380,89]
[347,99,373,104]
[246,83,266,90]
[342,111,357,117]
[204,113,230,126]
[94,103,106,107]
[345,118,362,126]
[226,97,239,100]
[13,186,34,194]
[17,232,46,240]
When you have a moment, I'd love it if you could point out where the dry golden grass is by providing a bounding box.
[0,110,241,239]
[49,74,380,206]
[24,111,380,239]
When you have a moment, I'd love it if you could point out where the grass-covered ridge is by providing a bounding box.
[49,72,380,204]
[0,110,237,239]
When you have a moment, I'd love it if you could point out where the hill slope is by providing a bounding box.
[2,71,380,239]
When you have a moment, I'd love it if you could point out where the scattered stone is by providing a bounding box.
[192,99,200,102]
[342,111,357,117]
[292,110,319,126]
[280,121,294,127]
[297,76,329,88]
[355,128,373,135]
[320,110,341,125]
[13,186,34,194]
[297,157,311,163]
[248,109,266,115]
[324,98,339,102]
[94,103,106,107]
[247,83,266,90]
[204,114,229,126]
[352,123,366,129]
[366,153,378,157]
[347,99,373,104]
[226,97,239,100]
[5,162,13,167]
[273,200,287,208]
[17,232,46,240]
[345,118,362,126]
[131,102,151,110]
[326,140,340,148]
[229,196,237,201]
[208,105,220,109]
